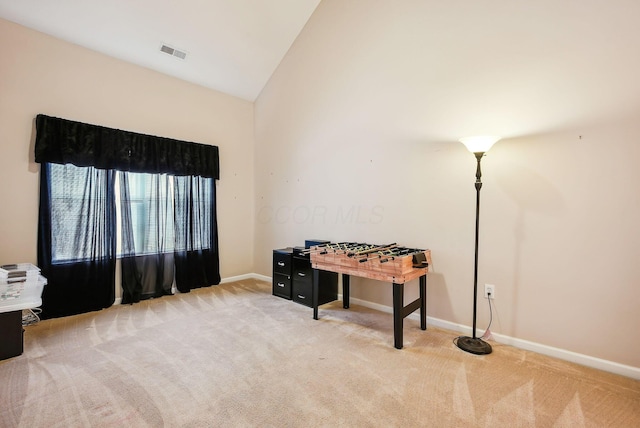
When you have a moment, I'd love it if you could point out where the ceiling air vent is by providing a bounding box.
[160,44,187,60]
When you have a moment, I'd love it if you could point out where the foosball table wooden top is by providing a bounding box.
[310,246,431,284]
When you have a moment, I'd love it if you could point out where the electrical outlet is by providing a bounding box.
[484,284,495,299]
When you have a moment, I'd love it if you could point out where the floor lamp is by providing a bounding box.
[456,136,500,355]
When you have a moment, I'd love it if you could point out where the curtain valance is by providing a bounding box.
[34,114,219,179]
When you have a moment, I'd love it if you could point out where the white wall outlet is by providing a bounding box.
[484,284,495,299]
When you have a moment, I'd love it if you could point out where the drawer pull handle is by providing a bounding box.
[277,283,285,288]
[277,261,285,267]
[297,295,306,299]
[298,272,306,277]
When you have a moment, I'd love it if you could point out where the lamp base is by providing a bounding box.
[456,336,492,355]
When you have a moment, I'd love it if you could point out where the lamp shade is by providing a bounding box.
[459,136,501,153]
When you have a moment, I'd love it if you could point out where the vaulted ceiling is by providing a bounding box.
[0,0,321,101]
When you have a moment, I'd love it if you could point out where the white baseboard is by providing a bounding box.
[221,273,270,283]
[344,294,640,380]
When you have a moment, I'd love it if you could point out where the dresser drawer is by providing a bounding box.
[272,272,292,299]
[273,251,293,276]
[293,268,312,285]
[292,280,313,307]
[293,256,311,278]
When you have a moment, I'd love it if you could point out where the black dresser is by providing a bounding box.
[272,248,293,299]
[273,241,337,308]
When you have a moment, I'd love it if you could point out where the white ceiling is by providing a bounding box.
[0,0,321,101]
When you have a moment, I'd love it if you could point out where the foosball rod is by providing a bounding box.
[320,242,371,255]
[356,246,399,258]
[356,245,402,262]
[302,242,358,254]
[348,243,397,257]
[346,243,382,254]
[379,248,424,263]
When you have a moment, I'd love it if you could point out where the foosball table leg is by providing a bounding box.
[313,268,319,320]
[420,274,427,330]
[393,282,404,349]
[342,274,350,309]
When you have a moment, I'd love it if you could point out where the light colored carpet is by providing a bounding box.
[1,279,639,427]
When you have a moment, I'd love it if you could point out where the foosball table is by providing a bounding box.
[308,242,432,349]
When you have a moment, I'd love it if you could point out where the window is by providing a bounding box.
[49,164,114,263]
[49,165,177,262]
[119,172,175,256]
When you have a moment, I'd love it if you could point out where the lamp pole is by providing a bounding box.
[456,136,499,355]
[475,153,490,347]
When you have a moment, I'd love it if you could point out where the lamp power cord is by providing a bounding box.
[480,291,493,339]
[452,293,494,346]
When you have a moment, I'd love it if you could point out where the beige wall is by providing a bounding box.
[254,0,640,367]
[0,19,254,279]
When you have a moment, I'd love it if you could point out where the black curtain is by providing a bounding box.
[38,163,116,319]
[119,172,175,304]
[174,175,221,292]
[35,114,221,317]
[35,115,219,179]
